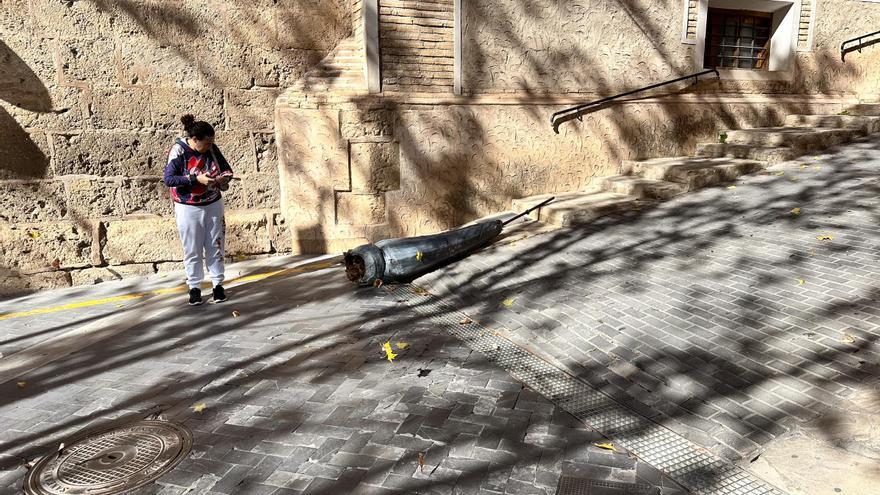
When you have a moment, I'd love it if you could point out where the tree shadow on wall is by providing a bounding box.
[0,40,51,179]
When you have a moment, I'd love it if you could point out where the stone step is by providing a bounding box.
[784,114,880,133]
[844,104,880,116]
[623,156,765,190]
[511,191,641,227]
[694,143,799,164]
[597,175,686,200]
[724,126,864,151]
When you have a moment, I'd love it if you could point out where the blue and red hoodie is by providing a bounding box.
[164,138,234,206]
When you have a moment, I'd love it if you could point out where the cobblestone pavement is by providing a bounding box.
[416,137,880,473]
[0,257,681,494]
[3,137,879,495]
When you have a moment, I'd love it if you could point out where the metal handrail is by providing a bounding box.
[841,29,880,62]
[550,69,720,134]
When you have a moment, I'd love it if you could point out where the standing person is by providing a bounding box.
[164,114,234,305]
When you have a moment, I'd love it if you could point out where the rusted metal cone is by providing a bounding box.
[344,220,503,287]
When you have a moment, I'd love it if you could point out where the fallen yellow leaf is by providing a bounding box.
[415,251,424,262]
[412,286,429,296]
[594,442,618,452]
[840,333,856,344]
[791,207,801,216]
[817,234,834,241]
[231,310,241,318]
[459,317,473,325]
[16,381,26,389]
[727,185,737,190]
[396,342,409,350]
[796,279,806,286]
[501,298,515,307]
[192,403,207,413]
[774,171,785,176]
[382,341,397,362]
[27,230,40,239]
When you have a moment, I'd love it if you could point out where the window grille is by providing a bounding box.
[704,8,772,70]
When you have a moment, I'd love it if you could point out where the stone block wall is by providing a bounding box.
[380,0,454,93]
[275,92,850,251]
[0,0,350,295]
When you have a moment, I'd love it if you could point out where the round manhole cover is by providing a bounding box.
[24,420,192,495]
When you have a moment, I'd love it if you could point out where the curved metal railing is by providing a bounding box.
[550,69,720,134]
[841,29,880,62]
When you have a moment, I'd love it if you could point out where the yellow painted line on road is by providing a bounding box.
[0,260,340,321]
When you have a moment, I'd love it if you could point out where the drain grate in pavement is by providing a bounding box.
[23,420,192,495]
[557,477,659,495]
[390,285,787,495]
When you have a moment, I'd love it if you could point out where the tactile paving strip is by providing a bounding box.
[390,285,788,495]
[557,476,658,495]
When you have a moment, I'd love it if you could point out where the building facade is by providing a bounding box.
[1,0,878,293]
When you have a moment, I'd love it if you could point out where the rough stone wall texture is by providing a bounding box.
[379,0,454,93]
[274,1,880,253]
[461,0,880,97]
[801,0,880,99]
[275,95,850,253]
[0,0,350,295]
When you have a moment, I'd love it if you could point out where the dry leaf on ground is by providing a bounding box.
[16,381,26,389]
[502,298,515,307]
[231,310,241,318]
[382,342,397,362]
[418,452,425,472]
[459,317,473,325]
[412,286,429,296]
[817,234,834,241]
[791,207,801,216]
[415,251,424,262]
[594,442,618,452]
[374,279,384,288]
[840,333,857,344]
[796,279,806,286]
[396,342,410,350]
[191,403,207,413]
[774,171,785,176]
[27,231,40,239]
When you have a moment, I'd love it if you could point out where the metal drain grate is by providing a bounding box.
[24,420,192,495]
[557,477,659,495]
[390,285,788,495]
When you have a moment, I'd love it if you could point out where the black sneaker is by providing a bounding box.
[212,285,227,303]
[188,288,203,306]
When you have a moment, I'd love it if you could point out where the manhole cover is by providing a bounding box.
[24,420,192,495]
[557,477,659,495]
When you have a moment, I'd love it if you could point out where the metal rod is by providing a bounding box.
[550,69,719,125]
[841,29,880,61]
[503,197,555,227]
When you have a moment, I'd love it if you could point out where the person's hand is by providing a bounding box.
[196,174,216,186]
[217,175,232,187]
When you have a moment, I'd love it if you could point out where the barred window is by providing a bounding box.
[704,8,772,70]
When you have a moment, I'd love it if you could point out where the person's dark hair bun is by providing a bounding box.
[180,114,196,131]
[180,114,215,140]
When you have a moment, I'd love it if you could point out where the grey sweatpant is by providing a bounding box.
[174,198,225,289]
